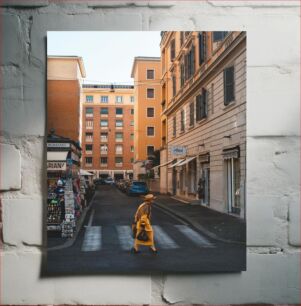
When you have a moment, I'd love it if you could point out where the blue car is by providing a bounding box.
[126,181,149,196]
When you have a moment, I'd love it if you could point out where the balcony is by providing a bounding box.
[85,163,92,167]
[115,163,123,167]
[115,151,123,155]
[85,150,93,155]
[85,114,93,118]
[100,150,108,155]
[101,137,108,142]
[115,138,123,143]
[100,163,108,167]
[85,137,93,142]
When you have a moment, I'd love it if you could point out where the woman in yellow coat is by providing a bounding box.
[132,194,157,254]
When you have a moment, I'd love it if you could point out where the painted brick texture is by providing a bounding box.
[0,1,300,305]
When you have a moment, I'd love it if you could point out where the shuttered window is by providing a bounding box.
[199,32,206,65]
[189,102,194,126]
[224,66,235,105]
[180,62,185,87]
[173,117,176,137]
[213,31,228,42]
[180,109,185,132]
[170,39,175,61]
[172,74,176,97]
[196,88,208,121]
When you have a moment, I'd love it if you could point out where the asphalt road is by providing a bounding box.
[45,185,246,275]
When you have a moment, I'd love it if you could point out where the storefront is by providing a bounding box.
[47,135,82,237]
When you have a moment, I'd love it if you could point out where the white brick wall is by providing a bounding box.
[0,1,300,304]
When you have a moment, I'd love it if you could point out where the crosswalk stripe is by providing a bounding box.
[116,225,134,250]
[81,226,102,252]
[174,225,213,247]
[153,225,179,249]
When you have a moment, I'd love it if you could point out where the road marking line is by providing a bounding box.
[175,225,214,247]
[153,225,179,249]
[116,225,134,250]
[87,209,95,227]
[81,226,102,252]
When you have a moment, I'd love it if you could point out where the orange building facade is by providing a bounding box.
[160,32,246,218]
[81,85,135,180]
[47,56,86,142]
[131,57,162,180]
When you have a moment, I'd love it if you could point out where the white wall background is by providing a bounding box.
[0,0,300,304]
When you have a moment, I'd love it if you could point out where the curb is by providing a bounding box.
[153,200,244,245]
[47,193,95,251]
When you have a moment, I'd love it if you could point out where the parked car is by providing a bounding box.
[94,178,106,185]
[104,177,115,185]
[126,181,148,196]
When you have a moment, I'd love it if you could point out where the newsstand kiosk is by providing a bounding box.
[47,134,82,238]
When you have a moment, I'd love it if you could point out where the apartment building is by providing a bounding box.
[81,84,135,179]
[160,31,246,218]
[47,56,86,142]
[131,57,162,180]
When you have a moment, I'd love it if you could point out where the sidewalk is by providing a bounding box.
[154,194,246,244]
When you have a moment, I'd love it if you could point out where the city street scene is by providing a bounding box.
[46,31,246,274]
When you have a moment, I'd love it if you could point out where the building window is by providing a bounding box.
[147,88,154,99]
[189,102,194,126]
[100,119,108,127]
[213,31,228,42]
[199,32,206,65]
[130,109,134,115]
[115,132,123,142]
[130,120,134,126]
[85,107,93,115]
[100,95,109,103]
[180,32,184,46]
[147,108,154,117]
[115,157,123,164]
[147,126,155,136]
[173,116,176,137]
[180,109,185,132]
[101,132,108,142]
[147,69,155,79]
[180,62,185,87]
[185,45,195,80]
[86,95,93,103]
[116,120,123,127]
[100,107,109,115]
[196,88,208,121]
[85,157,92,164]
[85,144,93,152]
[172,74,176,97]
[147,146,155,157]
[130,145,134,152]
[85,132,93,141]
[170,39,175,61]
[130,158,134,163]
[115,96,123,103]
[85,120,93,129]
[100,144,108,154]
[130,96,135,103]
[130,133,134,140]
[224,66,235,105]
[100,157,108,165]
[115,144,123,154]
[116,108,123,115]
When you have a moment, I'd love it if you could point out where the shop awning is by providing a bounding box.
[80,169,94,176]
[176,156,197,166]
[152,159,175,170]
[168,159,185,168]
[47,151,68,161]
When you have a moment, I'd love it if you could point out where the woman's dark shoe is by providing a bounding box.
[131,247,140,254]
[150,247,158,254]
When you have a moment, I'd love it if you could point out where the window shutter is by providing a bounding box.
[224,66,235,105]
[203,88,208,117]
[191,45,195,75]
[196,95,200,121]
[190,102,194,126]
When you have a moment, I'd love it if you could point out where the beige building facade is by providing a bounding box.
[160,31,246,218]
[81,84,135,180]
[131,57,162,180]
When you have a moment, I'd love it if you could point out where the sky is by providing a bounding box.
[48,31,161,84]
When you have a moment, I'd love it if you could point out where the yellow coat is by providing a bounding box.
[134,202,154,246]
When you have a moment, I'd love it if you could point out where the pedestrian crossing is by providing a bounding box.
[81,224,214,252]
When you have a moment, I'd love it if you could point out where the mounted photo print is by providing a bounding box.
[45,31,246,274]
